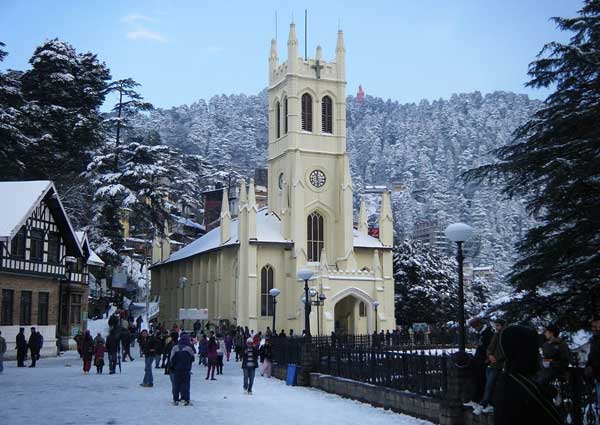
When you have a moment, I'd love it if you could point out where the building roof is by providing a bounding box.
[156,206,387,266]
[0,180,84,257]
[75,231,105,267]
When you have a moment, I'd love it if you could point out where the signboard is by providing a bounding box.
[178,308,208,320]
[112,266,128,289]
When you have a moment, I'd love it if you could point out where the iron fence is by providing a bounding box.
[553,368,599,425]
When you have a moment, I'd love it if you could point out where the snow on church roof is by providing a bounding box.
[162,207,291,265]
[158,206,387,266]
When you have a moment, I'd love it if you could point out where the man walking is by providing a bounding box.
[105,329,120,374]
[170,333,195,406]
[0,330,6,374]
[28,327,41,367]
[120,327,134,361]
[139,329,155,387]
[16,328,27,367]
[242,337,259,394]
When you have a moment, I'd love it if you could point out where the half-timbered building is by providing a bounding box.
[0,180,90,357]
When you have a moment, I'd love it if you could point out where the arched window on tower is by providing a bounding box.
[275,101,281,139]
[307,211,324,262]
[321,95,333,134]
[284,97,288,134]
[261,265,275,316]
[301,93,313,132]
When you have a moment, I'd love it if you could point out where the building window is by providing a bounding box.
[70,294,82,324]
[301,93,313,132]
[30,228,44,262]
[275,101,281,139]
[359,301,367,317]
[11,227,26,259]
[38,292,49,325]
[260,265,274,316]
[1,289,14,325]
[307,211,324,262]
[284,97,288,134]
[321,95,333,134]
[48,232,60,264]
[20,290,32,325]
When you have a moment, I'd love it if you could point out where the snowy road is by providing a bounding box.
[0,352,432,425]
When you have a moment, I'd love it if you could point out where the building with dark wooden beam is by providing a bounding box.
[0,181,90,357]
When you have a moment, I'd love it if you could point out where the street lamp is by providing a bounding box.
[297,268,314,341]
[373,301,380,334]
[444,222,474,361]
[309,289,326,336]
[269,288,281,335]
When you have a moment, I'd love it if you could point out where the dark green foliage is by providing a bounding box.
[464,1,600,330]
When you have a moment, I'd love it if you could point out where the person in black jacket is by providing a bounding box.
[120,328,134,361]
[105,329,120,374]
[28,327,40,367]
[170,333,195,405]
[586,319,600,409]
[493,325,562,425]
[139,330,155,387]
[242,337,259,394]
[16,328,27,367]
[536,324,570,389]
[468,318,494,404]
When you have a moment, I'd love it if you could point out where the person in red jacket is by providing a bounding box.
[205,336,218,380]
[94,340,106,374]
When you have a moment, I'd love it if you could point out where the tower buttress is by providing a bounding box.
[220,188,231,244]
[287,23,298,73]
[358,197,368,235]
[378,189,393,247]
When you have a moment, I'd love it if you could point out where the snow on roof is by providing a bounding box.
[158,206,387,266]
[75,231,105,267]
[162,207,290,265]
[0,180,53,238]
[352,229,386,249]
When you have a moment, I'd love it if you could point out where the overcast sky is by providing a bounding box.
[1,0,581,108]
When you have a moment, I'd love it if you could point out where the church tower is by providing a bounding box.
[267,24,353,270]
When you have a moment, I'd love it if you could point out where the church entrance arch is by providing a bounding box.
[330,288,374,335]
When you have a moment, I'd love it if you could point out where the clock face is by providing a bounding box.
[278,173,285,190]
[309,170,326,188]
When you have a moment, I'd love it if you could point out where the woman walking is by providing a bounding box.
[259,337,273,378]
[205,336,218,380]
[225,334,233,362]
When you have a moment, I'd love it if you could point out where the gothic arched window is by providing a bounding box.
[261,265,275,316]
[301,93,313,132]
[284,96,288,134]
[307,211,324,262]
[275,101,281,139]
[321,95,333,134]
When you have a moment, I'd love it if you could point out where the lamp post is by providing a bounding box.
[269,288,281,334]
[444,222,474,361]
[297,268,314,341]
[373,301,380,334]
[309,289,326,336]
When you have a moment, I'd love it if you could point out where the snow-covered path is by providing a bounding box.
[0,351,432,425]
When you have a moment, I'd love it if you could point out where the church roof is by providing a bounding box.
[157,206,387,267]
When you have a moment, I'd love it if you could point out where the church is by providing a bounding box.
[151,24,395,335]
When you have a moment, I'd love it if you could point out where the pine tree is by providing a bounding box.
[0,42,30,179]
[465,1,600,329]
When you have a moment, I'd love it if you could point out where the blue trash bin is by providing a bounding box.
[286,364,300,386]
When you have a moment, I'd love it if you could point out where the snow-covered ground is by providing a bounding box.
[0,351,433,425]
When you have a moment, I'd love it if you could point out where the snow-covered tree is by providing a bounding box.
[465,0,600,330]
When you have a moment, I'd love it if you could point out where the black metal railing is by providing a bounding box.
[552,368,599,425]
[271,337,303,367]
[316,344,448,399]
[311,332,474,349]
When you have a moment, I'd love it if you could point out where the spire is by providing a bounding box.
[270,38,278,61]
[316,45,322,61]
[239,180,248,207]
[220,188,231,244]
[358,197,368,235]
[378,189,393,246]
[372,249,382,278]
[248,178,257,210]
[287,23,298,73]
[335,29,345,80]
[247,178,257,239]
